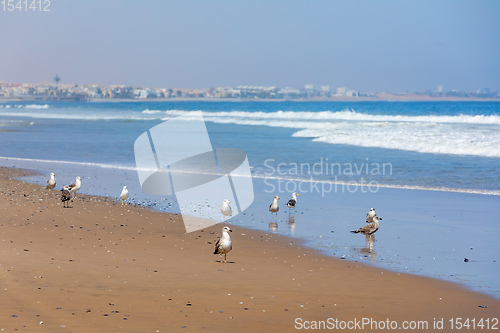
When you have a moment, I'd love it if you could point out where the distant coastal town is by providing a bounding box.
[1,77,498,102]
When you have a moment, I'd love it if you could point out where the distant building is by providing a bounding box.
[236,86,277,98]
[304,84,315,96]
[320,85,331,97]
[335,87,347,96]
[346,90,358,97]
[476,88,491,96]
[278,87,302,98]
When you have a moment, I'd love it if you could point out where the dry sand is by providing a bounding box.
[0,167,498,332]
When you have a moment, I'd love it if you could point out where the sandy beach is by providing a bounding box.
[0,166,498,332]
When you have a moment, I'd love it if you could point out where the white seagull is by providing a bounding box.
[63,176,82,199]
[269,195,280,218]
[287,192,299,213]
[221,199,232,221]
[351,216,381,235]
[120,186,129,205]
[214,226,233,262]
[46,172,56,189]
[366,207,376,223]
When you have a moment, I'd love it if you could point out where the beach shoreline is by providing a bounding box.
[1,166,498,332]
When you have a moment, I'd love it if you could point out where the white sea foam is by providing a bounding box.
[3,108,500,157]
[291,122,500,158]
[24,104,50,109]
[199,112,500,158]
[188,111,500,158]
[0,156,139,171]
[5,107,500,125]
[149,109,500,125]
[0,120,36,127]
[141,109,163,114]
[0,111,151,121]
[1,155,498,196]
[4,104,51,109]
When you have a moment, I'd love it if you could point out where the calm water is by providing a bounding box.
[1,100,499,296]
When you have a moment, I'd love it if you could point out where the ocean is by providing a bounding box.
[1,100,499,296]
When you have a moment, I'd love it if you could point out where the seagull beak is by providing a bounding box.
[297,193,300,196]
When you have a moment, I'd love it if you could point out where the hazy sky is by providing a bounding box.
[1,0,499,92]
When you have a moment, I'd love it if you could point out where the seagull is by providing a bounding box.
[46,172,56,189]
[63,176,82,199]
[366,207,376,223]
[221,199,232,221]
[120,186,129,205]
[214,226,232,263]
[61,188,71,208]
[287,192,299,213]
[351,216,381,235]
[269,195,280,219]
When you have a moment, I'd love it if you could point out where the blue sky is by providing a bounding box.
[1,0,499,92]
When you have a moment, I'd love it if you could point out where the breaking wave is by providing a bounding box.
[2,106,500,157]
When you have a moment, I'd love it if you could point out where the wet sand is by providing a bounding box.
[1,167,498,332]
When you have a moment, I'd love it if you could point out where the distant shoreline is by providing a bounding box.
[1,95,500,103]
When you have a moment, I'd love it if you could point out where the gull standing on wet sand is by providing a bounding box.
[46,172,56,189]
[287,192,299,213]
[351,216,381,235]
[120,186,129,205]
[269,195,280,219]
[214,226,232,263]
[221,199,232,222]
[61,188,71,208]
[63,176,82,199]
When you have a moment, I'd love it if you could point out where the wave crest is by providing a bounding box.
[24,104,50,109]
[2,107,500,157]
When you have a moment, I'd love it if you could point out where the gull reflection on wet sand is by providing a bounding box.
[269,222,278,231]
[354,235,377,261]
[286,215,295,233]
